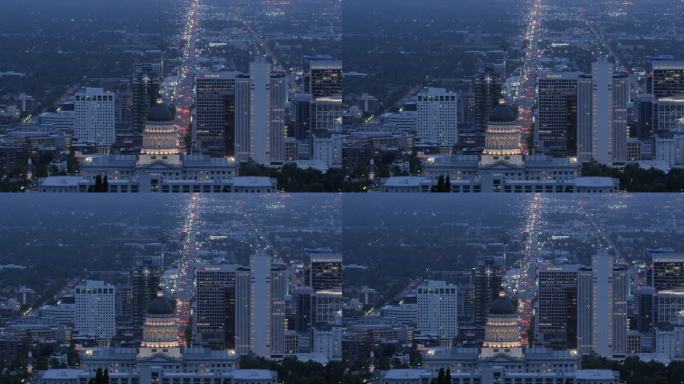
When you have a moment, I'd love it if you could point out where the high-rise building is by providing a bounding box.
[307,250,342,292]
[75,280,116,340]
[589,253,628,357]
[234,60,286,165]
[635,94,655,140]
[417,87,459,146]
[536,72,580,155]
[75,87,116,146]
[537,264,579,349]
[235,266,251,355]
[194,72,238,156]
[308,60,342,99]
[416,280,459,340]
[473,63,504,137]
[652,252,684,290]
[311,97,342,132]
[234,252,287,357]
[654,97,684,131]
[294,286,313,333]
[131,256,162,327]
[576,63,628,165]
[635,286,655,334]
[652,61,684,99]
[293,93,313,140]
[473,259,503,330]
[131,63,161,140]
[195,264,237,347]
[577,266,593,355]
[270,264,287,354]
[249,252,272,357]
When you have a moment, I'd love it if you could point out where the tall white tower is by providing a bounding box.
[75,87,116,147]
[417,87,459,147]
[75,280,116,340]
[416,280,459,341]
[249,251,272,357]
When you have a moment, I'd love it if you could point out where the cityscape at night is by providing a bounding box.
[2,1,684,384]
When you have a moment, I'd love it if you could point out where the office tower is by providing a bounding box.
[417,87,459,146]
[473,259,503,329]
[577,266,593,355]
[271,264,287,354]
[473,63,504,135]
[652,61,684,99]
[536,72,579,155]
[577,63,628,165]
[249,252,272,357]
[75,280,116,340]
[613,263,629,355]
[131,256,162,327]
[654,97,684,131]
[591,253,613,357]
[308,60,342,99]
[235,266,251,354]
[194,72,238,156]
[635,287,655,334]
[311,97,342,132]
[312,131,343,168]
[652,252,684,290]
[576,75,594,162]
[234,76,251,161]
[635,94,655,139]
[307,250,343,291]
[236,60,286,165]
[115,283,133,326]
[655,290,684,324]
[131,63,161,138]
[590,253,628,357]
[416,280,459,340]
[294,94,313,140]
[312,325,343,361]
[195,265,236,347]
[312,290,343,326]
[537,264,579,349]
[74,87,116,146]
[294,286,313,333]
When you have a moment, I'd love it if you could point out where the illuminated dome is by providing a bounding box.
[490,295,516,316]
[140,293,179,350]
[147,296,175,315]
[489,104,517,123]
[147,103,175,122]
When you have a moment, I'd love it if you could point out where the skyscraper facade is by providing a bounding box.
[194,72,238,156]
[75,280,116,340]
[537,264,579,349]
[416,280,459,340]
[417,87,459,147]
[75,87,116,147]
[536,72,580,155]
[195,264,237,347]
[131,63,161,140]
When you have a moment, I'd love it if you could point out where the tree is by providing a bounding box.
[445,176,451,192]
[102,176,109,192]
[93,175,103,192]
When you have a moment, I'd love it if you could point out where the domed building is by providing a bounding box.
[74,292,280,384]
[138,294,180,358]
[415,101,621,193]
[76,101,276,193]
[480,292,523,359]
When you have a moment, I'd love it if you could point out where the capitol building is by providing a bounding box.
[39,102,276,193]
[381,293,622,384]
[40,294,277,384]
[382,103,619,193]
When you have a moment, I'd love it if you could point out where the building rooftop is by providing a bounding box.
[573,370,618,380]
[230,370,275,380]
[383,176,432,187]
[383,369,432,380]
